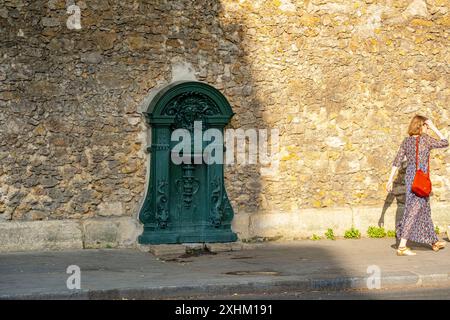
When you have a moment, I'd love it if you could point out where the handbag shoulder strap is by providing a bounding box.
[416,135,430,177]
[415,136,419,171]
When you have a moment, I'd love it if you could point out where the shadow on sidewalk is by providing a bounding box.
[154,244,380,300]
[0,245,383,300]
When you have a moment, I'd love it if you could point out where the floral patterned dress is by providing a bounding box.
[392,134,448,244]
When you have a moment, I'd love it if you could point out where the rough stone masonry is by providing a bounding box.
[0,0,449,251]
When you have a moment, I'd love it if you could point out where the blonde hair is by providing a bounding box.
[408,115,428,136]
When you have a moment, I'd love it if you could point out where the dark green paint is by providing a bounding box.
[138,81,237,244]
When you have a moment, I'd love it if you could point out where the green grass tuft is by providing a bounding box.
[344,227,361,239]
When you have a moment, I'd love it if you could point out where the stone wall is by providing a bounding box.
[1,0,449,249]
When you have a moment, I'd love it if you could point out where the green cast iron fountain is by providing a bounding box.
[138,81,238,244]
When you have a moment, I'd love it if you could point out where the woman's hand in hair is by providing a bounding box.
[425,119,446,140]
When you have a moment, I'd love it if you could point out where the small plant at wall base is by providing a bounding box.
[367,226,387,238]
[387,230,396,238]
[344,227,361,239]
[435,226,440,235]
[310,234,321,241]
[325,228,335,240]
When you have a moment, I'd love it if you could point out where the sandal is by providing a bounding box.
[432,240,446,252]
[397,246,417,256]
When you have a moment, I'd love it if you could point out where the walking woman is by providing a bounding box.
[386,115,448,256]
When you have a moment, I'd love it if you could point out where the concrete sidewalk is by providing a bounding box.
[0,238,449,299]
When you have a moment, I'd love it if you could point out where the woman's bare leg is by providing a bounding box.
[399,238,407,248]
[397,238,416,255]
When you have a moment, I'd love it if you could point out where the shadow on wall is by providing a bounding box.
[379,165,406,232]
[215,1,265,218]
[135,0,264,242]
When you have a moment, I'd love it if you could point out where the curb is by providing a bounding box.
[1,273,448,300]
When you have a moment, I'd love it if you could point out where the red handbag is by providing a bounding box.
[411,136,432,197]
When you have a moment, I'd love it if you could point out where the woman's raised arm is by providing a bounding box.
[425,119,449,149]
